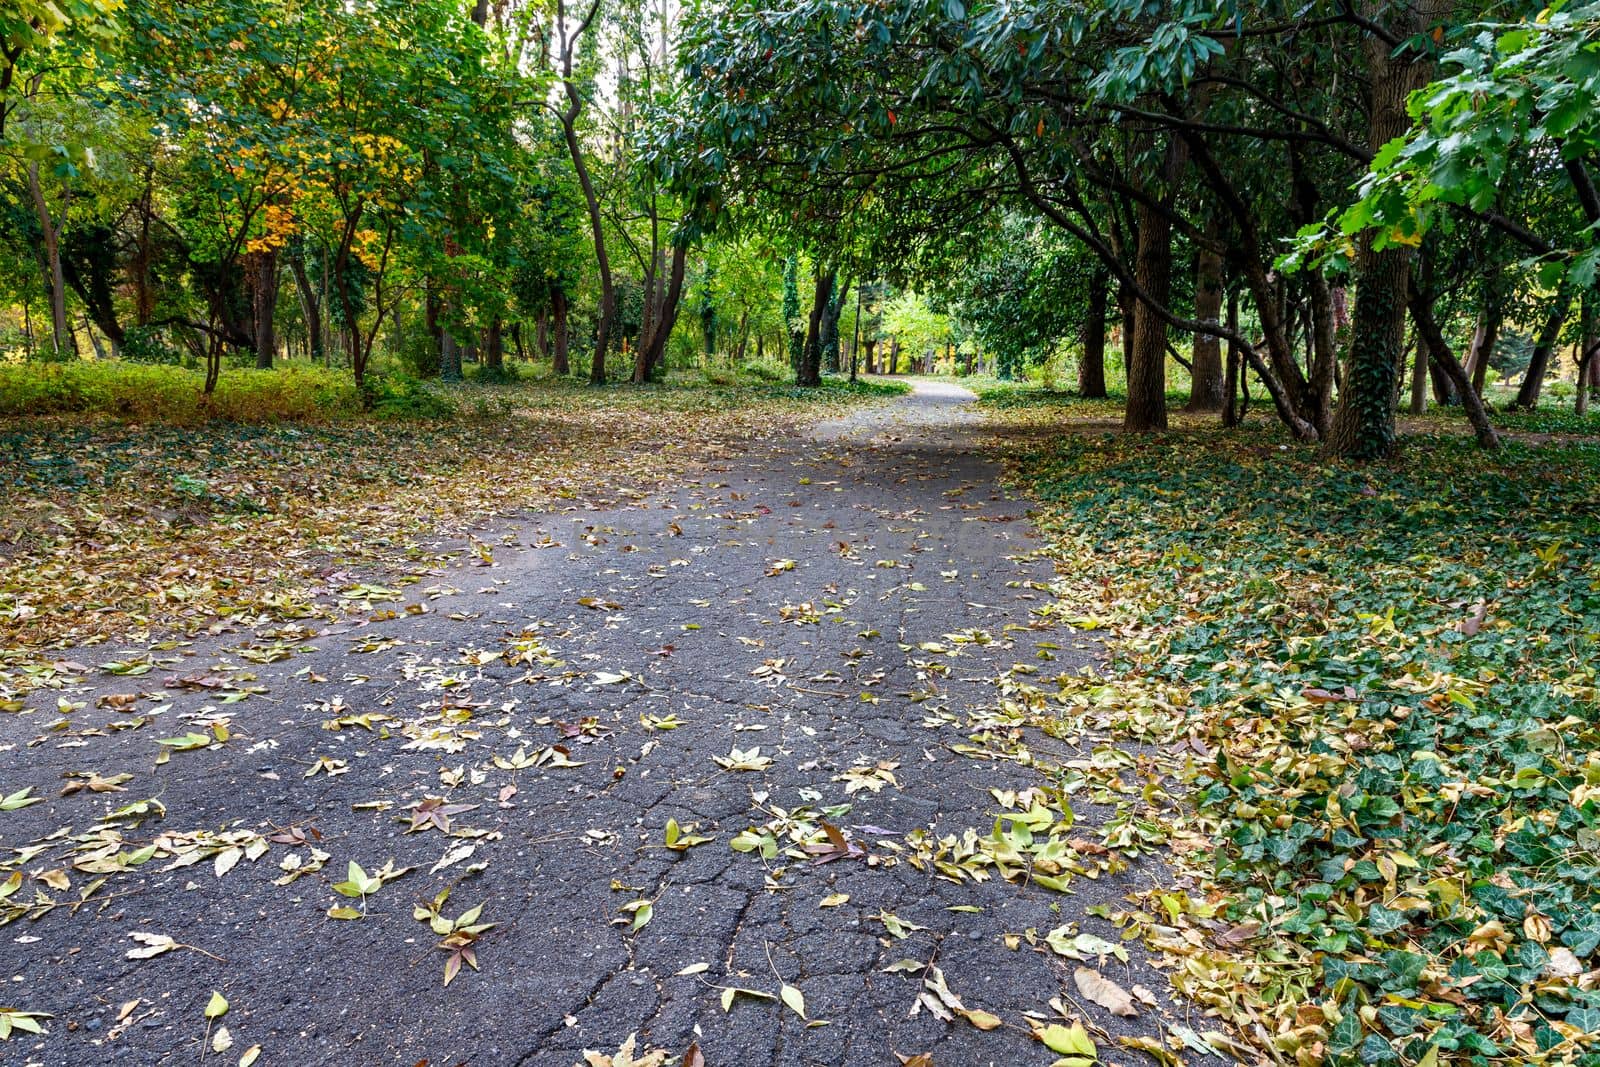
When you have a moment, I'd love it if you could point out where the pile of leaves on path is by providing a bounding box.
[0,381,888,679]
[989,398,1600,1066]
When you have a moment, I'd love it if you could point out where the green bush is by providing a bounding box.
[740,361,786,382]
[363,373,456,419]
[119,325,189,366]
[466,361,522,385]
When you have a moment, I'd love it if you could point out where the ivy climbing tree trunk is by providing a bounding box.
[821,277,849,373]
[1327,0,1446,459]
[799,268,833,387]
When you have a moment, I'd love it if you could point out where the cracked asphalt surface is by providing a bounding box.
[3,381,1210,1066]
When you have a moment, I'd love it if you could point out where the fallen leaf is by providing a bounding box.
[1074,966,1137,1016]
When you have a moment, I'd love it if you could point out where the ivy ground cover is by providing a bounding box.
[988,393,1600,1066]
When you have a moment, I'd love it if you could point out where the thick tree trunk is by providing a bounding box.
[1327,1,1442,459]
[1329,247,1410,458]
[799,269,833,387]
[27,162,70,359]
[1079,269,1109,398]
[1186,240,1225,412]
[1125,198,1173,432]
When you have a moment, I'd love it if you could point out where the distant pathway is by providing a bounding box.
[5,381,1202,1066]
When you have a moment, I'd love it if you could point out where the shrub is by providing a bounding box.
[119,325,189,366]
[364,373,456,419]
[740,361,785,382]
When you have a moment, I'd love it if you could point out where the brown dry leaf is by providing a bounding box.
[1073,966,1138,1017]
[579,1034,668,1067]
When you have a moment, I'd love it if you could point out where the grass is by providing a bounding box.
[0,362,369,423]
[985,392,1600,1065]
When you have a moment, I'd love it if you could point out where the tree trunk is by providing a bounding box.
[1409,330,1429,414]
[1575,338,1597,416]
[83,316,106,360]
[799,269,833,387]
[560,105,613,383]
[1118,281,1135,370]
[551,290,570,376]
[1408,286,1498,448]
[250,249,278,369]
[291,251,324,364]
[484,317,504,372]
[1079,269,1109,398]
[637,240,689,382]
[27,162,70,359]
[1222,288,1244,427]
[1461,283,1504,398]
[440,330,461,381]
[1307,271,1339,431]
[1125,197,1173,433]
[1577,297,1597,415]
[1186,239,1225,411]
[1327,1,1442,459]
[1514,297,1572,409]
[1329,246,1410,458]
[822,278,849,373]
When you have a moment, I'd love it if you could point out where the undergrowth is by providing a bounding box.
[992,398,1600,1066]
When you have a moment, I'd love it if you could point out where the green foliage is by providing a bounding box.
[114,325,185,366]
[1294,2,1600,289]
[1006,406,1600,1063]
